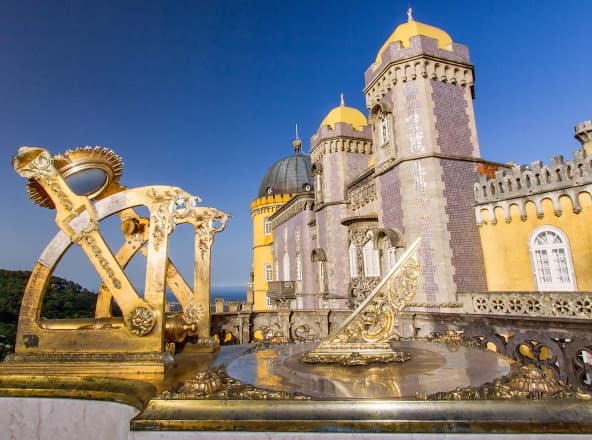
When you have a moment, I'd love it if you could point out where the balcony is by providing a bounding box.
[347,173,376,210]
[267,281,296,302]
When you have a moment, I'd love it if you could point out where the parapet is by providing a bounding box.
[475,150,592,204]
[310,122,372,150]
[364,35,471,88]
[474,149,592,224]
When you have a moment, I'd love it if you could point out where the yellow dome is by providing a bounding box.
[375,19,453,64]
[320,96,368,131]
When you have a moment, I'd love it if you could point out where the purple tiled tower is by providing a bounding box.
[364,22,487,307]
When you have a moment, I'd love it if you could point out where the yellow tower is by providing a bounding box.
[251,135,313,310]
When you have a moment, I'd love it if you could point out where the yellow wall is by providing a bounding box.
[251,194,293,310]
[479,193,592,291]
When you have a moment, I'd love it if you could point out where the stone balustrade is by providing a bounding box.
[266,281,296,301]
[459,291,592,318]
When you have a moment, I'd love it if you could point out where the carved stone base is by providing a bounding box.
[300,342,410,366]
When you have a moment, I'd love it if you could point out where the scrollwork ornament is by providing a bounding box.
[14,148,55,179]
[127,306,155,336]
[417,364,591,401]
[147,188,190,251]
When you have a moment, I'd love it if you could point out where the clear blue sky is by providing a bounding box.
[0,0,589,291]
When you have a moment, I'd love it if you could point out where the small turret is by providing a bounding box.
[575,120,592,155]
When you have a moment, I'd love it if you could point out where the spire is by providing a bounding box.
[407,7,414,22]
[292,123,302,153]
[340,93,345,107]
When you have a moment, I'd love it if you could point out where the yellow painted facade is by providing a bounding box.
[478,192,592,291]
[251,193,293,310]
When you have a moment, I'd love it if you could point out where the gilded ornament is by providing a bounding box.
[127,306,155,337]
[161,368,311,400]
[417,364,591,401]
[302,238,421,365]
[183,299,204,324]
[178,370,224,396]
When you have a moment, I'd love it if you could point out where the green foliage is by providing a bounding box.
[0,269,98,358]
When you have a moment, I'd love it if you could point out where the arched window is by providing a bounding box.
[318,261,325,293]
[296,252,302,281]
[349,243,358,277]
[363,239,380,277]
[315,173,323,203]
[264,217,271,235]
[264,263,273,282]
[379,113,389,145]
[529,226,576,291]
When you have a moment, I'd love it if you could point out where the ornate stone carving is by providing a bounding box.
[349,276,380,309]
[292,323,319,342]
[462,291,592,318]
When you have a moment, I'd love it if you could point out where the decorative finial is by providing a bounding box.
[407,7,414,22]
[292,123,302,153]
[340,93,345,107]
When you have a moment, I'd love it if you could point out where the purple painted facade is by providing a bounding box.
[377,167,405,234]
[441,159,487,291]
[431,80,474,157]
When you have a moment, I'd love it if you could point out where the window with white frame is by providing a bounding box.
[315,173,323,202]
[529,226,576,291]
[264,217,271,235]
[296,252,302,281]
[362,239,380,277]
[264,263,273,282]
[318,261,325,293]
[283,252,290,281]
[379,113,389,145]
[265,295,272,307]
[349,243,358,277]
[387,247,398,271]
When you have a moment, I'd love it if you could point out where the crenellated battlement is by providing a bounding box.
[310,122,373,162]
[364,35,473,109]
[474,149,592,224]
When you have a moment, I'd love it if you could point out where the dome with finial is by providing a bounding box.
[320,94,368,131]
[374,8,453,64]
[257,130,313,198]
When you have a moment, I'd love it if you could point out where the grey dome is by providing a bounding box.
[257,153,313,197]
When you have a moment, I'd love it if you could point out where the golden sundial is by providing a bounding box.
[3,146,229,376]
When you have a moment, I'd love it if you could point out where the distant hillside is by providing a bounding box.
[0,269,97,358]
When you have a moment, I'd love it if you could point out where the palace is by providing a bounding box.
[215,11,592,389]
[250,12,592,314]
